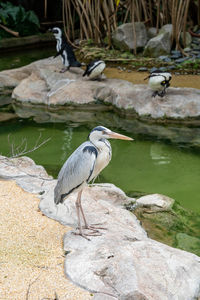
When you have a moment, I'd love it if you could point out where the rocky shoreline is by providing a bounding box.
[0,155,200,299]
[0,57,200,124]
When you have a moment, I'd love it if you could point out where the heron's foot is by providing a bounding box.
[85,224,107,231]
[72,229,103,241]
[72,231,91,241]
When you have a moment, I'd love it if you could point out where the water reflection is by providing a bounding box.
[61,127,73,161]
[150,143,171,165]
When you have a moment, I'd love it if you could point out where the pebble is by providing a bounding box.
[171,50,181,55]
[184,47,192,52]
[138,67,148,72]
[175,57,189,63]
[192,39,200,45]
[159,67,168,72]
[171,54,182,59]
[168,65,176,70]
[149,67,158,73]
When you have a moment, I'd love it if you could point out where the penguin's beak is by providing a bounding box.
[48,28,53,32]
[108,131,133,141]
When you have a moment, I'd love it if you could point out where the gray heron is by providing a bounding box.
[54,126,133,239]
[144,70,172,97]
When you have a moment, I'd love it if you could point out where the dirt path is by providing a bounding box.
[0,180,92,300]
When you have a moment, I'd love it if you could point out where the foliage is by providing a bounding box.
[0,1,40,38]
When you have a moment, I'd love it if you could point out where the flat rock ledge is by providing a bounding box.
[1,57,200,123]
[0,155,199,299]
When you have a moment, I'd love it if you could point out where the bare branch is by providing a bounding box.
[7,133,51,158]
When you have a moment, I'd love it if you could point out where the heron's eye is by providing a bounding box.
[102,130,106,135]
[162,80,166,84]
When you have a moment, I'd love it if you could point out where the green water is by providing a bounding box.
[0,118,199,212]
[0,47,55,71]
[0,47,199,213]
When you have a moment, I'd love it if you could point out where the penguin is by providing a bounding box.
[49,27,81,73]
[83,60,106,80]
[144,70,172,97]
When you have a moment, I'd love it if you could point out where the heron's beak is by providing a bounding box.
[108,131,133,141]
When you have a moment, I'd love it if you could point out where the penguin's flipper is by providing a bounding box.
[54,45,65,58]
[144,75,150,80]
[83,65,89,77]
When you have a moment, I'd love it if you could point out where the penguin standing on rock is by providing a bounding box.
[83,60,106,80]
[144,70,172,97]
[49,27,81,73]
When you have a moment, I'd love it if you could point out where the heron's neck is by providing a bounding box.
[90,138,109,151]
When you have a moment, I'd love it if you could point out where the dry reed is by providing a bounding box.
[62,0,199,52]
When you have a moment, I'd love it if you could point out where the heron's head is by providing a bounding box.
[89,126,133,142]
[48,27,62,39]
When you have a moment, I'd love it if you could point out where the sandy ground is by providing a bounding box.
[0,180,92,300]
[105,68,200,89]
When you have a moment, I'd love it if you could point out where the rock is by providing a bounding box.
[38,175,200,300]
[170,53,182,59]
[136,193,174,212]
[184,47,192,52]
[0,57,200,123]
[12,72,48,104]
[180,32,192,47]
[159,24,173,36]
[112,22,147,52]
[171,50,182,55]
[144,24,173,57]
[147,27,157,39]
[158,55,171,62]
[0,155,53,194]
[175,57,190,63]
[137,67,148,72]
[0,155,200,299]
[0,112,17,122]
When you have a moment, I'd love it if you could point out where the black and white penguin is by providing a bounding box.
[83,60,106,80]
[49,27,81,72]
[144,70,172,97]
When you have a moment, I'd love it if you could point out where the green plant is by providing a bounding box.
[0,2,40,38]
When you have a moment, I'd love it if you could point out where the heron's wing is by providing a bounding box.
[54,142,98,204]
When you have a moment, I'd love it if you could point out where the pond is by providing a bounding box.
[0,47,200,213]
[0,118,200,213]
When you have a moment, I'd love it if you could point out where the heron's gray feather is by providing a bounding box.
[54,141,97,204]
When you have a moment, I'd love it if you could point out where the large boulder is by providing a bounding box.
[0,155,200,299]
[144,24,173,57]
[112,22,147,52]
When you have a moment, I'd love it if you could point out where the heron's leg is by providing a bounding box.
[75,190,84,235]
[77,192,99,232]
[74,191,102,239]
